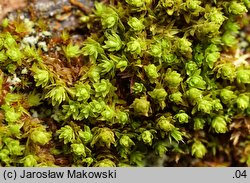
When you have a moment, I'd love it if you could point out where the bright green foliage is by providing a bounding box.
[116,111,129,125]
[175,37,192,56]
[154,141,168,157]
[103,31,123,51]
[156,116,175,132]
[222,32,238,47]
[148,40,162,58]
[169,92,183,104]
[62,43,81,60]
[211,116,228,133]
[62,100,80,120]
[98,57,115,75]
[220,88,236,104]
[4,138,24,156]
[131,97,150,116]
[197,98,213,114]
[71,143,86,156]
[128,17,145,31]
[75,82,91,102]
[193,117,206,130]
[186,88,203,104]
[140,130,154,145]
[91,127,116,148]
[45,86,67,106]
[79,126,93,144]
[93,79,113,97]
[31,65,50,87]
[0,50,7,62]
[205,44,220,69]
[6,47,23,65]
[0,149,11,165]
[125,0,145,8]
[215,62,236,82]
[94,159,116,167]
[0,0,249,167]
[27,92,42,107]
[94,2,121,29]
[185,61,198,76]
[89,99,106,117]
[87,66,101,82]
[132,82,146,94]
[126,37,146,56]
[164,69,183,88]
[236,69,250,84]
[228,1,248,15]
[3,33,17,48]
[101,106,116,121]
[205,7,225,26]
[1,105,22,123]
[82,38,104,62]
[191,140,207,158]
[30,128,52,145]
[2,18,9,28]
[119,135,135,148]
[130,151,145,166]
[174,111,189,123]
[186,70,206,89]
[8,124,22,138]
[169,128,184,143]
[20,155,38,167]
[144,64,159,82]
[236,94,250,110]
[148,88,167,101]
[56,125,75,144]
[212,99,223,111]
[114,54,128,72]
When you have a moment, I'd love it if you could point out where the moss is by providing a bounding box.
[0,0,250,167]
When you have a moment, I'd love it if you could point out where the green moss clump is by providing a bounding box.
[0,0,250,167]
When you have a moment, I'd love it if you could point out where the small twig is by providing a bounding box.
[233,48,250,67]
[69,0,91,14]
